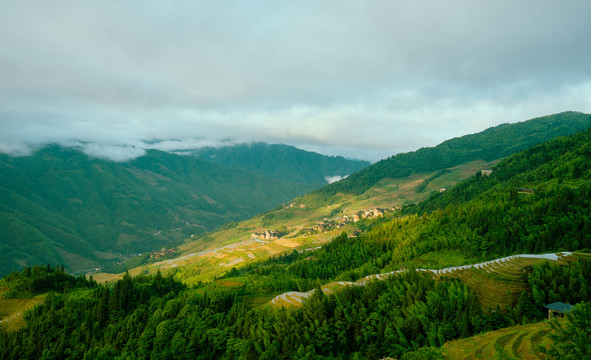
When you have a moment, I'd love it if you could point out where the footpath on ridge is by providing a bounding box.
[270,252,573,308]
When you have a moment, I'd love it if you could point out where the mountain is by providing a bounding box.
[302,111,591,205]
[110,111,591,285]
[146,112,591,284]
[0,145,360,275]
[2,115,591,359]
[191,142,370,184]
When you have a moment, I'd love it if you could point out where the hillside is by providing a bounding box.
[2,116,591,359]
[119,117,591,289]
[269,252,574,309]
[106,111,591,284]
[192,142,370,185]
[301,111,591,206]
[0,145,357,275]
[161,112,591,276]
[2,253,589,359]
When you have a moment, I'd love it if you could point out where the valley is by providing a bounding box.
[0,144,367,276]
[2,112,591,359]
[93,158,498,284]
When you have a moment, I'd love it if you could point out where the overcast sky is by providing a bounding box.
[1,1,591,162]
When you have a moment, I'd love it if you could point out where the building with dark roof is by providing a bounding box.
[545,302,574,320]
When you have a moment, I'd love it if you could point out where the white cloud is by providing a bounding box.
[74,143,147,162]
[0,1,590,162]
[325,175,347,184]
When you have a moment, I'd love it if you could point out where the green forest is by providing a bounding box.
[0,144,365,275]
[1,258,589,359]
[2,117,591,359]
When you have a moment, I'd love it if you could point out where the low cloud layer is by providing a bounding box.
[325,175,347,185]
[1,1,590,162]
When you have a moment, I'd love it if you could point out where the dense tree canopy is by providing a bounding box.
[2,118,591,358]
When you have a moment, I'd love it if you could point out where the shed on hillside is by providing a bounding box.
[544,302,574,320]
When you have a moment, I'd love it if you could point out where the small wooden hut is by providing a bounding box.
[544,302,574,320]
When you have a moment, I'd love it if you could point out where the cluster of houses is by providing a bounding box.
[285,202,306,209]
[149,248,178,260]
[251,229,285,240]
[296,206,401,236]
[351,208,387,222]
[251,205,404,240]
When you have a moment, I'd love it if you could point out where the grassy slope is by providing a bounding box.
[442,321,553,360]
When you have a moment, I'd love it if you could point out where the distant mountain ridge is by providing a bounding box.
[0,144,364,275]
[303,111,591,204]
[191,142,370,184]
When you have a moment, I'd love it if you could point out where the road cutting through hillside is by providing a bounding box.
[270,252,572,307]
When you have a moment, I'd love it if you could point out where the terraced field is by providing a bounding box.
[0,291,46,332]
[442,321,554,359]
[442,255,571,309]
[93,227,346,285]
[270,252,574,309]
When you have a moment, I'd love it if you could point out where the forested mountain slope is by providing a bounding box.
[113,111,591,285]
[2,119,591,359]
[0,146,318,275]
[136,114,591,302]
[192,142,369,185]
[302,111,591,206]
[279,125,591,286]
[1,254,589,359]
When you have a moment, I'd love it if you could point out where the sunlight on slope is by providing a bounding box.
[270,253,574,309]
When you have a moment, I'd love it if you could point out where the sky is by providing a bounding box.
[1,1,591,162]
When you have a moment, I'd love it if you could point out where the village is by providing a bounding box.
[251,205,402,240]
[148,247,178,260]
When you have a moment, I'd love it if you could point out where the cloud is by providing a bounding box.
[1,1,590,162]
[73,142,147,162]
[325,175,347,184]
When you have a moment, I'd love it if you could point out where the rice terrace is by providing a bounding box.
[270,252,575,308]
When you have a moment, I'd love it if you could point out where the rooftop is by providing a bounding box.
[544,302,574,313]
